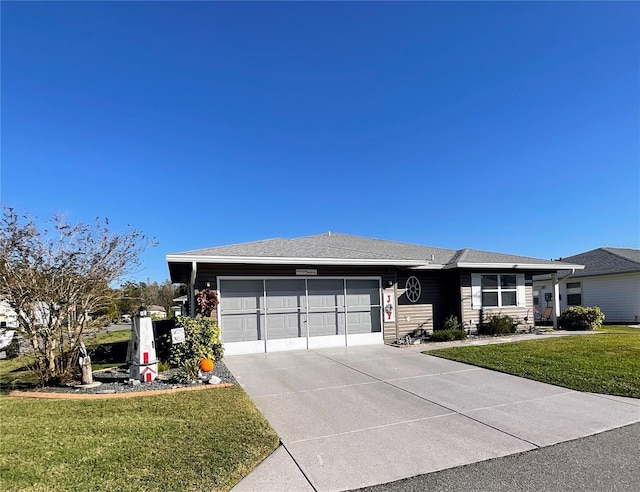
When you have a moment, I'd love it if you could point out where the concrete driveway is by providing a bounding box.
[227,345,640,492]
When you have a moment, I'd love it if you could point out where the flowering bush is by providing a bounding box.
[169,316,223,382]
[559,306,605,331]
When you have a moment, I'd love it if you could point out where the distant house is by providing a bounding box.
[146,305,167,319]
[0,300,19,329]
[172,295,188,317]
[166,233,582,355]
[533,248,640,324]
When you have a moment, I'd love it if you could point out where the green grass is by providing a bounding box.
[1,328,280,491]
[0,329,134,391]
[426,326,640,398]
[0,387,279,492]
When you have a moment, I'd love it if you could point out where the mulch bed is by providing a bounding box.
[8,360,237,400]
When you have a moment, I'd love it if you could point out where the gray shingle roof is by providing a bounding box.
[549,248,640,278]
[168,232,579,269]
[455,248,564,266]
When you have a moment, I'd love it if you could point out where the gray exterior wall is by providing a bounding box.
[534,272,640,323]
[394,271,445,341]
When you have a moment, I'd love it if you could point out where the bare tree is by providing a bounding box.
[0,207,154,385]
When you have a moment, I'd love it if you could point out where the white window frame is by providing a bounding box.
[471,273,525,309]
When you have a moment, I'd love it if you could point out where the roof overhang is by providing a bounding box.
[166,255,585,283]
[443,262,585,271]
[166,254,425,267]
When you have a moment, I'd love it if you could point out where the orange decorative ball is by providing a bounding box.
[199,358,214,373]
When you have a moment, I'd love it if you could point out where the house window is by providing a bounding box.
[533,296,539,306]
[481,274,517,307]
[566,282,581,306]
[567,294,582,305]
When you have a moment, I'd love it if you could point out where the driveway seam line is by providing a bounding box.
[280,441,317,492]
[288,412,458,444]
[384,368,482,382]
[252,380,380,398]
[313,349,541,449]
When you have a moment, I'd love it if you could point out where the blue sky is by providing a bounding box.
[2,1,639,283]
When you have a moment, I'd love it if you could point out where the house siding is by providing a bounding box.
[394,271,444,340]
[533,272,640,324]
[460,271,534,330]
[581,273,640,323]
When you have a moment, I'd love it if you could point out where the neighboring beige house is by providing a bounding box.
[146,305,167,319]
[166,233,582,355]
[534,248,640,324]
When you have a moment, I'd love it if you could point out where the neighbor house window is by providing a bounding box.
[566,282,582,306]
[471,273,525,310]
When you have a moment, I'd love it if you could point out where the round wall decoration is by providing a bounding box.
[405,276,421,303]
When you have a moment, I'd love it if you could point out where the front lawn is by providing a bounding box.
[0,329,133,391]
[426,326,640,398]
[0,328,280,491]
[0,387,279,491]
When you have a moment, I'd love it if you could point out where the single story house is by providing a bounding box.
[533,248,640,324]
[166,233,583,355]
[0,299,19,329]
[146,305,167,319]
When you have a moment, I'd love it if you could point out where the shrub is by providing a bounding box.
[437,315,461,332]
[169,316,223,382]
[559,306,605,331]
[0,332,20,359]
[479,313,517,335]
[429,329,467,342]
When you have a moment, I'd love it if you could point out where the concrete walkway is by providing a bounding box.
[228,344,640,492]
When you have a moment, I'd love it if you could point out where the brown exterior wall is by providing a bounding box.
[459,271,535,331]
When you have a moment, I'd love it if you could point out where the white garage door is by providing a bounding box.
[219,277,382,355]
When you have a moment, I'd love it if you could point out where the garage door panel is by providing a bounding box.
[267,312,304,340]
[347,309,382,334]
[221,313,264,342]
[346,280,381,308]
[308,279,345,308]
[220,279,264,311]
[308,311,345,337]
[266,279,305,310]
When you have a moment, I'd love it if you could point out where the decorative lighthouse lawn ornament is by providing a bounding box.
[128,308,158,383]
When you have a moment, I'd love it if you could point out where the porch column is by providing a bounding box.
[552,272,560,330]
[189,261,197,317]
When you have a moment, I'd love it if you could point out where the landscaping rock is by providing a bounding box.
[26,360,236,395]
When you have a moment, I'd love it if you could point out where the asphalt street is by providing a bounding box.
[353,423,640,492]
